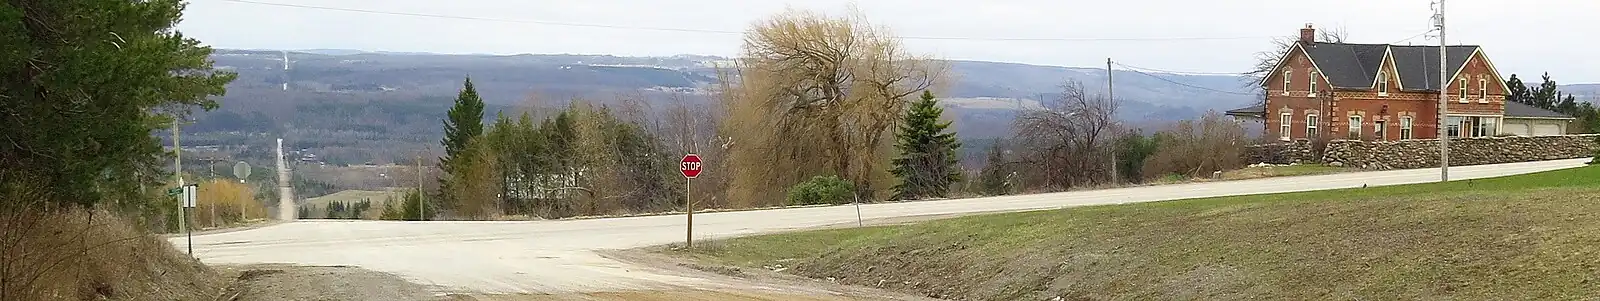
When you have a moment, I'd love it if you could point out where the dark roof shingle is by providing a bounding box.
[1296,42,1480,92]
[1225,104,1264,117]
[1503,101,1574,119]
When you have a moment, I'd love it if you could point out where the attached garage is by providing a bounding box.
[1506,123,1532,136]
[1501,101,1575,137]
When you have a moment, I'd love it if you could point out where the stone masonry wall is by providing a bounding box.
[1245,140,1316,164]
[1320,134,1599,170]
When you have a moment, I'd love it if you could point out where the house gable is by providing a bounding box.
[1368,47,1404,93]
[1258,43,1331,89]
[1449,48,1511,93]
[1442,48,1508,97]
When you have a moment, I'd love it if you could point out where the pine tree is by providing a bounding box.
[441,77,487,174]
[1,1,237,208]
[1532,73,1560,110]
[977,139,1011,196]
[439,77,486,206]
[889,91,962,200]
[1505,74,1531,105]
[1557,92,1579,116]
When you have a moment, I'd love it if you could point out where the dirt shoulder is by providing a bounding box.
[217,259,932,301]
[216,264,470,301]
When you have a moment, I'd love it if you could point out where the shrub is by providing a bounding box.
[786,175,856,206]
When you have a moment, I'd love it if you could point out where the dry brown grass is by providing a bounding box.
[1,205,224,300]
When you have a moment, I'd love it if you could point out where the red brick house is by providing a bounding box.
[1226,24,1572,141]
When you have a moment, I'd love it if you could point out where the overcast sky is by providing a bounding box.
[178,0,1599,83]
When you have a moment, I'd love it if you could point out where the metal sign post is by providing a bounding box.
[679,154,702,249]
[181,184,197,255]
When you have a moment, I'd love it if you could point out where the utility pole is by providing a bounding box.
[1106,58,1118,184]
[172,119,183,233]
[1434,0,1450,182]
[416,150,425,221]
[207,158,215,227]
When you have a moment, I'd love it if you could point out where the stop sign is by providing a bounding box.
[680,154,702,179]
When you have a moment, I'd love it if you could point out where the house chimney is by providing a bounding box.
[1300,23,1316,44]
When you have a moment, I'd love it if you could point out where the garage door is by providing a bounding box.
[1534,124,1563,136]
[1508,123,1532,136]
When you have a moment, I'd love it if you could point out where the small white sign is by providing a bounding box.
[183,184,198,208]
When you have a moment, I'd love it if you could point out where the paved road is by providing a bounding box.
[170,158,1592,294]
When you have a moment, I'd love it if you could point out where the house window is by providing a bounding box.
[1479,77,1488,103]
[1348,115,1363,140]
[1283,70,1292,96]
[1309,71,1318,97]
[1459,78,1469,102]
[1280,112,1292,141]
[1306,114,1319,139]
[1472,117,1498,137]
[1446,116,1464,137]
[1377,71,1389,97]
[1375,121,1387,140]
[1400,116,1413,139]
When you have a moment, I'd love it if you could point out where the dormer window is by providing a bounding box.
[1377,71,1389,97]
[1282,69,1292,96]
[1309,71,1319,97]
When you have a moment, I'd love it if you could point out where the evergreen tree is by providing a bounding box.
[1114,130,1160,183]
[1505,74,1532,105]
[0,1,237,208]
[889,91,962,200]
[1531,72,1560,110]
[977,139,1011,196]
[440,77,486,174]
[1557,92,1579,116]
[438,77,486,206]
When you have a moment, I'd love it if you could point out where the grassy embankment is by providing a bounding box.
[684,165,1600,300]
[2,208,224,300]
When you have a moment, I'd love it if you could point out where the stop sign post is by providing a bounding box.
[680,154,702,248]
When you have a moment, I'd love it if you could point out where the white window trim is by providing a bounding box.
[1348,115,1363,140]
[1308,71,1318,97]
[1400,116,1413,139]
[1478,77,1489,103]
[1282,70,1292,96]
[1279,112,1293,141]
[1446,116,1464,138]
[1375,120,1387,140]
[1377,71,1389,97]
[1306,114,1319,139]
[1458,78,1469,103]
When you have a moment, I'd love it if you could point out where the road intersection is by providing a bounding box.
[170,158,1592,295]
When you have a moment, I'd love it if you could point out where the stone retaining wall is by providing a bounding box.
[1245,140,1316,164]
[1321,134,1598,170]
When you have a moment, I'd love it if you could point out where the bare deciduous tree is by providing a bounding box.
[1011,80,1119,190]
[721,8,946,204]
[1141,111,1249,179]
[1242,26,1348,96]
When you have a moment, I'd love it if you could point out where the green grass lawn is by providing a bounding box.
[682,165,1600,300]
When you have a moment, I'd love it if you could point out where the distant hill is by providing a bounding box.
[191,49,1592,167]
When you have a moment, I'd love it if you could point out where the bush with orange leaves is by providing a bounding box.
[193,179,267,228]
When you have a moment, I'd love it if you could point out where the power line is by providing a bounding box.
[1112,62,1258,96]
[1114,63,1246,76]
[212,0,1276,42]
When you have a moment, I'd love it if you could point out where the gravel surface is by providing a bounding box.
[177,159,1590,298]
